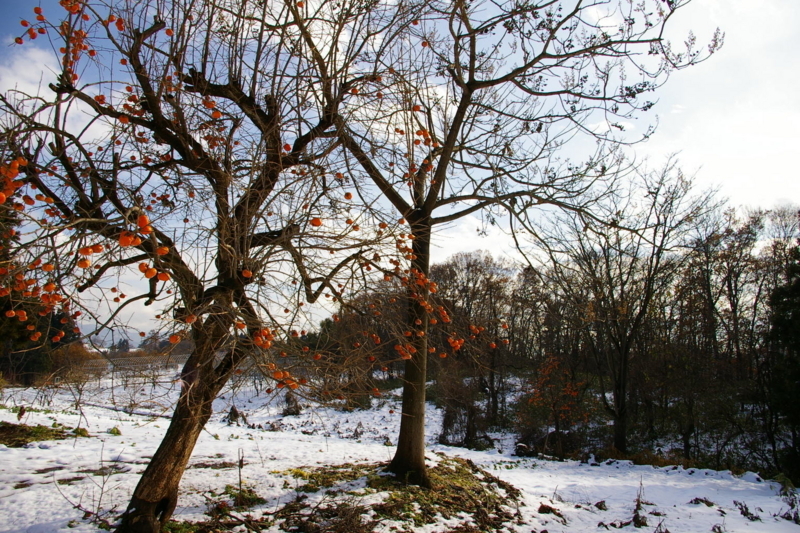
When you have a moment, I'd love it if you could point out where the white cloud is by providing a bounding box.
[430,214,521,265]
[635,0,800,210]
[0,44,58,97]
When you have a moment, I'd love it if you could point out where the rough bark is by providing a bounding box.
[389,346,430,486]
[115,351,231,533]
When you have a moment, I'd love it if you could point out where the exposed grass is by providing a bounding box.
[368,456,522,531]
[202,482,268,524]
[167,455,523,533]
[163,520,200,533]
[223,484,267,509]
[280,463,374,493]
[1,405,60,415]
[0,421,71,447]
[275,454,523,532]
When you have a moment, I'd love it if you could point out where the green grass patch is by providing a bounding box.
[281,463,374,493]
[163,520,200,533]
[202,483,268,522]
[370,455,522,531]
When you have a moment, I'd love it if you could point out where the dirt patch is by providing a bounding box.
[188,461,238,470]
[77,464,128,476]
[56,476,86,485]
[35,466,66,474]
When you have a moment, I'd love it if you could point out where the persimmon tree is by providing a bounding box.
[0,0,402,531]
[309,0,722,484]
[429,252,515,428]
[525,355,586,436]
[0,153,81,383]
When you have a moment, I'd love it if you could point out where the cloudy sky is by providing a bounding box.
[1,0,797,270]
[637,0,800,209]
[428,0,800,261]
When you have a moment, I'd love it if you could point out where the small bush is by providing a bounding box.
[72,427,90,438]
[224,484,266,509]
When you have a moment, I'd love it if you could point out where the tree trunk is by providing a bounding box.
[613,410,627,454]
[390,351,430,486]
[487,351,499,426]
[681,398,695,459]
[116,353,229,533]
[389,219,431,487]
[613,375,628,454]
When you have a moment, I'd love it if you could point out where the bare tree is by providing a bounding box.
[526,160,717,453]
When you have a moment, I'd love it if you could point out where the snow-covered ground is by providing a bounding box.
[0,372,798,533]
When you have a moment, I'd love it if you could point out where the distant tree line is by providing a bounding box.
[319,201,799,482]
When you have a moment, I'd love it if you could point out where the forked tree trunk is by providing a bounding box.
[389,220,431,487]
[115,352,231,533]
